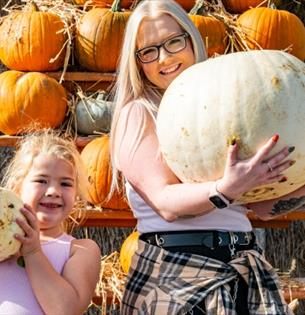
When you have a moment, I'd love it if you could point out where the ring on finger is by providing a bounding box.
[267,162,273,172]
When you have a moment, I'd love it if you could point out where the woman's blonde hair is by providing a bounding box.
[110,0,207,190]
[2,129,88,202]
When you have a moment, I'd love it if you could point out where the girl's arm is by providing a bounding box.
[16,207,101,315]
[246,185,305,220]
[114,102,294,221]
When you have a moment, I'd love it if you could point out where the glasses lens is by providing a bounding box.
[138,47,158,63]
[164,34,186,54]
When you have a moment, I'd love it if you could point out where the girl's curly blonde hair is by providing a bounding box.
[1,129,89,202]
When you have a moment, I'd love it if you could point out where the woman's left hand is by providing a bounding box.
[217,136,294,201]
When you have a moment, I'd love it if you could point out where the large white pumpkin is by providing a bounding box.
[0,188,24,261]
[156,50,305,203]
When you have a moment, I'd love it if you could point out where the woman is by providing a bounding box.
[110,0,299,314]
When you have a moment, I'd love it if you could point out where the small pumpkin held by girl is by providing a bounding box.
[0,129,101,315]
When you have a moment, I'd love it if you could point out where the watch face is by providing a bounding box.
[209,195,227,209]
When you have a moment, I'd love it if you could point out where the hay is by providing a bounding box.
[93,251,126,315]
[266,221,305,315]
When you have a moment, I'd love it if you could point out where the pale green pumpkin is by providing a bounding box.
[75,93,113,135]
[156,50,305,203]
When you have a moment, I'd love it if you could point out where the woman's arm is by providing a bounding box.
[247,185,305,220]
[114,102,294,221]
[16,207,101,315]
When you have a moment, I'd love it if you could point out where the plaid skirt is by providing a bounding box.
[121,240,292,315]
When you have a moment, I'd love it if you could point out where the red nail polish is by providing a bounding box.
[272,134,279,142]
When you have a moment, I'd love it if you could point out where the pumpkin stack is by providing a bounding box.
[0,2,68,135]
[214,0,305,61]
[188,1,228,57]
[80,134,129,210]
[75,0,131,72]
[236,6,305,60]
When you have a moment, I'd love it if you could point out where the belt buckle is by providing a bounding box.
[236,232,251,246]
[155,234,165,247]
[229,232,239,244]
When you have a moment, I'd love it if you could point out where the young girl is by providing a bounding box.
[0,129,101,315]
[110,0,301,314]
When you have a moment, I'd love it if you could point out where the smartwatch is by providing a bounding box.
[208,182,232,209]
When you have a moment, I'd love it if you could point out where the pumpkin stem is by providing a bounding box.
[189,0,207,16]
[23,1,39,12]
[111,0,122,12]
[269,2,277,9]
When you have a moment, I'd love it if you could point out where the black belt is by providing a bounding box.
[139,230,255,249]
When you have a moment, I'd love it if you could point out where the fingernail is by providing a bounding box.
[272,134,279,142]
[290,160,296,166]
[288,146,295,153]
[230,137,236,146]
[278,176,287,183]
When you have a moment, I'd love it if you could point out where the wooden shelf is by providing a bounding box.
[0,135,100,149]
[82,209,136,228]
[0,135,21,147]
[45,71,116,82]
[46,71,116,92]
[80,209,305,229]
[247,211,305,228]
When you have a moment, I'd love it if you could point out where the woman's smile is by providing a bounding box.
[160,63,181,75]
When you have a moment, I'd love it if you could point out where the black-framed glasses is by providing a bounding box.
[136,32,190,64]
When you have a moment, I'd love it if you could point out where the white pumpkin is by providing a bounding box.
[75,93,113,135]
[0,188,24,261]
[156,50,305,203]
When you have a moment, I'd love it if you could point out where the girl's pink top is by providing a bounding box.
[0,233,74,315]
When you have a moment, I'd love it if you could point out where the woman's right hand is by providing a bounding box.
[216,135,295,201]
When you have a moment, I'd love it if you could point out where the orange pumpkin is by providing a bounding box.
[222,0,267,14]
[237,7,305,61]
[120,231,139,274]
[72,0,133,8]
[80,135,129,209]
[0,71,67,135]
[75,0,131,72]
[189,3,227,57]
[0,3,67,71]
[175,0,197,11]
[93,0,133,8]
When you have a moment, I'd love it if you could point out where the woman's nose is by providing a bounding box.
[158,46,171,62]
